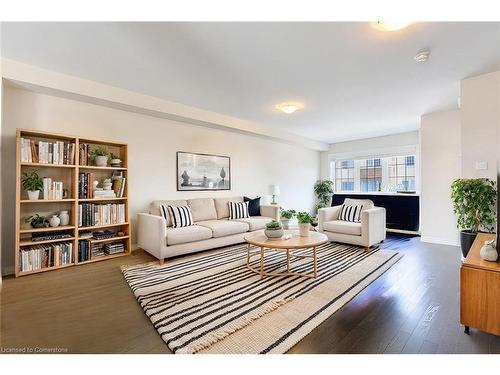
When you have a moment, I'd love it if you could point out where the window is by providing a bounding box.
[331,154,417,193]
[335,160,355,192]
[388,156,416,192]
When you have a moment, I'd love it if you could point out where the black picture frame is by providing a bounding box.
[176,151,231,191]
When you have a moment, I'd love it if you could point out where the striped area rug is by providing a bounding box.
[122,241,401,354]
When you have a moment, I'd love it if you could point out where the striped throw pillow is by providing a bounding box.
[338,204,363,223]
[160,205,193,228]
[228,201,249,220]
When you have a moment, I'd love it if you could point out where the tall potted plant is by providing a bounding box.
[451,178,496,257]
[314,180,334,212]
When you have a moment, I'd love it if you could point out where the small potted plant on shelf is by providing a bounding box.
[451,178,496,257]
[90,146,110,167]
[25,214,49,228]
[264,220,284,240]
[110,153,122,167]
[296,212,313,237]
[280,209,296,229]
[21,170,43,200]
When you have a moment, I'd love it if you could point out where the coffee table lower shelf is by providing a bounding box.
[246,245,318,279]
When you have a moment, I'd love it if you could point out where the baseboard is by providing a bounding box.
[420,236,459,247]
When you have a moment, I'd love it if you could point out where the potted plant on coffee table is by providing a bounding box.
[451,178,496,257]
[280,209,296,229]
[21,170,43,200]
[296,211,313,237]
[264,220,284,240]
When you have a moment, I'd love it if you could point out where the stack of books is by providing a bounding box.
[91,243,105,258]
[19,242,73,272]
[92,230,116,240]
[94,189,117,199]
[31,232,72,242]
[78,203,126,227]
[104,242,125,255]
[20,138,75,165]
[78,172,94,199]
[42,177,65,200]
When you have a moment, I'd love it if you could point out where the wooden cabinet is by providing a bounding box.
[460,233,500,336]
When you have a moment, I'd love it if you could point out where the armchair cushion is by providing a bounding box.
[166,225,213,246]
[344,198,374,211]
[323,220,362,236]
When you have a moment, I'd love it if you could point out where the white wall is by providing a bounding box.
[420,110,461,246]
[460,71,500,180]
[1,86,320,275]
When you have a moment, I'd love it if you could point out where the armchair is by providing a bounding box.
[318,198,386,250]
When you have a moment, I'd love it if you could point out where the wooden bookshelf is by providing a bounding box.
[15,129,131,277]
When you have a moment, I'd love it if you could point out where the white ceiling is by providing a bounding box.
[2,22,500,143]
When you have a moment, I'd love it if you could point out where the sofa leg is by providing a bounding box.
[159,258,165,266]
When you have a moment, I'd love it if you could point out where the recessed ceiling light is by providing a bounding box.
[414,50,430,62]
[371,21,412,32]
[275,102,304,114]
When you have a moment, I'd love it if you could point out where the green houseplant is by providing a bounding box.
[264,220,284,240]
[296,211,313,237]
[451,178,496,257]
[21,170,43,200]
[90,146,110,167]
[314,180,334,212]
[25,214,49,228]
[109,152,122,167]
[280,209,296,229]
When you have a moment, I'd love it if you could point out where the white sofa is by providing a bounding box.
[137,196,279,264]
[318,198,386,249]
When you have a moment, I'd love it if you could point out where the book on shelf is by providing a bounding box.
[42,177,65,200]
[112,175,126,198]
[79,143,90,166]
[19,242,73,272]
[78,240,91,262]
[78,203,126,227]
[20,138,75,165]
[78,172,94,199]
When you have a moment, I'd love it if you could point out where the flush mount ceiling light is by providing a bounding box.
[371,21,412,31]
[275,102,304,114]
[414,50,430,62]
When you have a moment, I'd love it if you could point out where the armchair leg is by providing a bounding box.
[159,258,165,266]
[364,246,370,252]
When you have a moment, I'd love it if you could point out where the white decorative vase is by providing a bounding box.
[110,158,122,167]
[103,182,113,190]
[298,223,310,237]
[95,156,108,167]
[59,211,70,226]
[480,240,498,262]
[264,227,284,240]
[27,190,40,200]
[49,215,60,228]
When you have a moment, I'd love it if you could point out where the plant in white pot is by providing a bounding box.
[90,146,110,167]
[264,220,284,240]
[296,211,313,237]
[451,178,496,257]
[21,170,43,200]
[280,209,296,229]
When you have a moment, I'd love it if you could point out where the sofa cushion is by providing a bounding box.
[197,220,249,238]
[187,198,217,222]
[233,216,274,231]
[150,199,188,227]
[244,196,261,216]
[323,220,362,236]
[166,225,213,245]
[214,196,243,219]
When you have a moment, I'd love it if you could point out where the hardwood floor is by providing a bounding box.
[1,234,499,354]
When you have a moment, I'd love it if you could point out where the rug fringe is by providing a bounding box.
[175,297,295,354]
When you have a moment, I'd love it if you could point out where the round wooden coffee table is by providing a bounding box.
[244,230,328,279]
